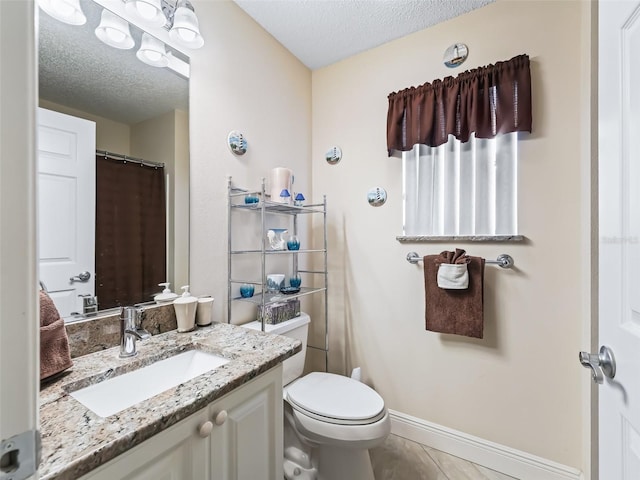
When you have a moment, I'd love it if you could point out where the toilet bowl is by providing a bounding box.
[244,314,390,480]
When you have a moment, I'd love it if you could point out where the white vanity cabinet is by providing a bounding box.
[79,366,283,480]
[209,365,283,479]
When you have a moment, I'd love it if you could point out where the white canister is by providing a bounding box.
[266,274,285,293]
[196,297,214,326]
[269,167,292,202]
[174,285,198,332]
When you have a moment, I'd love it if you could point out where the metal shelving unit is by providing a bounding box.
[227,177,329,370]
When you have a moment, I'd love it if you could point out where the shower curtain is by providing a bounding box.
[95,155,166,310]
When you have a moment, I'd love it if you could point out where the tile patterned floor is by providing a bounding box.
[370,434,518,480]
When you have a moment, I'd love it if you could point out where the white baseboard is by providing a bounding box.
[388,410,583,480]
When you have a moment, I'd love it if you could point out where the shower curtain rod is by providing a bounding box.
[96,150,165,169]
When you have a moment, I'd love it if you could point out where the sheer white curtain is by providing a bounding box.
[402,132,518,236]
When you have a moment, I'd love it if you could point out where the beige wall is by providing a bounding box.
[311,0,590,470]
[174,109,190,293]
[38,99,130,153]
[189,1,312,323]
[131,110,190,291]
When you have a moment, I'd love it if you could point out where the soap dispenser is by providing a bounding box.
[154,282,179,304]
[173,285,197,332]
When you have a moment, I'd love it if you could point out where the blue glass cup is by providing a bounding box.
[289,275,302,288]
[240,284,254,298]
[244,194,259,204]
[287,235,300,251]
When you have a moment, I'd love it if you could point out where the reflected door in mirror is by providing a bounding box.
[38,108,96,317]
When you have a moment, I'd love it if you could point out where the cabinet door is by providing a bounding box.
[209,366,283,480]
[79,409,210,480]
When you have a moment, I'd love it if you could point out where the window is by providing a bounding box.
[387,54,530,241]
[402,132,518,238]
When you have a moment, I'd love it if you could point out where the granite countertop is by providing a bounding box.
[39,322,301,480]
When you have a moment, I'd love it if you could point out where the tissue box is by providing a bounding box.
[257,298,300,324]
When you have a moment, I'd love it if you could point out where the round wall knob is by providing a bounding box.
[214,410,228,426]
[198,420,214,438]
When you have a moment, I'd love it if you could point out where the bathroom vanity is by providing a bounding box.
[78,368,281,479]
[38,323,300,480]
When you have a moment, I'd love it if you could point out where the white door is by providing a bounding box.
[37,108,96,317]
[599,1,640,478]
[1,0,39,477]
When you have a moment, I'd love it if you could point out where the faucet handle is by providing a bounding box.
[122,306,151,339]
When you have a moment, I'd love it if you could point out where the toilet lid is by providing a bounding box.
[286,372,385,425]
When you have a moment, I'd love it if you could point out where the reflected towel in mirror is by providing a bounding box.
[39,290,73,380]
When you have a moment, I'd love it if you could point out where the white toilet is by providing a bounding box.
[245,313,390,480]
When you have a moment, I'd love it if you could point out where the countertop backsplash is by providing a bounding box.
[65,303,178,358]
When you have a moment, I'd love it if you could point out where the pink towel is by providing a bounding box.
[40,290,73,380]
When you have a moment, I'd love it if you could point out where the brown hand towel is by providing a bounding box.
[40,290,73,380]
[424,249,485,338]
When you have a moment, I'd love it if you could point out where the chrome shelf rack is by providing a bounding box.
[227,177,329,371]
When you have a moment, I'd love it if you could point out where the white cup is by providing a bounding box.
[266,274,285,293]
[269,167,292,201]
[196,297,214,326]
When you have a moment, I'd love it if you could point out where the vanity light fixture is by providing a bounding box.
[136,33,169,67]
[168,0,204,49]
[95,9,135,49]
[124,0,166,27]
[38,0,87,26]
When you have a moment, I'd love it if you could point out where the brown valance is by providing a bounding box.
[387,54,532,155]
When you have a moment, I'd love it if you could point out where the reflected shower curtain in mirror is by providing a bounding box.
[96,155,166,310]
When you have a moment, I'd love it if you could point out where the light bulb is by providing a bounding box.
[136,2,156,20]
[106,27,126,44]
[169,2,204,49]
[136,33,169,68]
[124,0,166,27]
[95,9,134,50]
[38,0,86,25]
[145,50,162,62]
[177,28,196,42]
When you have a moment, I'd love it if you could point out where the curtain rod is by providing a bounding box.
[96,150,165,169]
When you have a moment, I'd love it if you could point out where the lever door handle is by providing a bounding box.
[70,271,91,283]
[579,345,616,384]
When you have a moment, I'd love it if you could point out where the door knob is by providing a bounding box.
[70,271,91,283]
[579,345,616,384]
[198,420,213,438]
[214,410,228,426]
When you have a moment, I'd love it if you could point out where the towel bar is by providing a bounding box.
[406,251,514,269]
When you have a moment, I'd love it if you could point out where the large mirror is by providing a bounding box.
[37,0,190,321]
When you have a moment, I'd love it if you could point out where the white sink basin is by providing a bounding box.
[70,350,230,418]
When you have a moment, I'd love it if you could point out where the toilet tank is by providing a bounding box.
[243,313,310,386]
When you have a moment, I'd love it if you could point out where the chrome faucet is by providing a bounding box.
[119,307,151,358]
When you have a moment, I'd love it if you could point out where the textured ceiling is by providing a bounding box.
[39,0,494,125]
[39,0,189,125]
[234,0,495,70]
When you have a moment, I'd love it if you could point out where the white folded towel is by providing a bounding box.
[437,263,469,289]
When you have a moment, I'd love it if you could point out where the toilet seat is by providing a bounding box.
[286,402,391,449]
[286,372,386,425]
